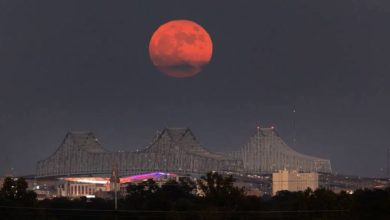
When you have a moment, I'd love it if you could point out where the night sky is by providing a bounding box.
[0,1,389,177]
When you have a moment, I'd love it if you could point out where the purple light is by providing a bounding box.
[120,172,176,183]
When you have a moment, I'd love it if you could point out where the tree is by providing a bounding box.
[309,188,338,210]
[15,178,28,200]
[160,177,196,199]
[125,179,160,209]
[197,172,245,208]
[0,177,36,206]
[126,179,159,198]
[1,177,17,200]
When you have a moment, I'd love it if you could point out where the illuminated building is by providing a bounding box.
[56,172,177,198]
[272,170,319,195]
[57,182,107,198]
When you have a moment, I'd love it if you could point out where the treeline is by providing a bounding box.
[1,172,390,219]
[0,176,37,206]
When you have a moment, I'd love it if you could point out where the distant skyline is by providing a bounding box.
[0,1,389,177]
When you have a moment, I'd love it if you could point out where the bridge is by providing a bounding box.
[36,128,242,178]
[237,127,331,173]
[36,127,331,178]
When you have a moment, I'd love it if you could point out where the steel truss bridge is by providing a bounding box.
[36,127,331,178]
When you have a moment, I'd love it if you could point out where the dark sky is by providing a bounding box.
[0,0,389,177]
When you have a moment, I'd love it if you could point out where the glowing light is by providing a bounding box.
[120,172,176,184]
[62,177,109,184]
[60,172,177,185]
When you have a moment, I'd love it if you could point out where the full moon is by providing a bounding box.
[149,20,213,78]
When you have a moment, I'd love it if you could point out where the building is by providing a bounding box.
[36,127,331,179]
[57,182,107,198]
[272,170,319,195]
[55,172,178,198]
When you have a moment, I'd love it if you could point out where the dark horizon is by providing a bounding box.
[0,0,389,178]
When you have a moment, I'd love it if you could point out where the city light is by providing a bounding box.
[120,172,176,184]
[60,172,176,185]
[61,177,109,184]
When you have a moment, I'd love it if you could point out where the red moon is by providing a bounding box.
[149,20,213,78]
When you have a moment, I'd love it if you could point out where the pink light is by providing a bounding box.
[120,172,176,184]
[60,172,177,185]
